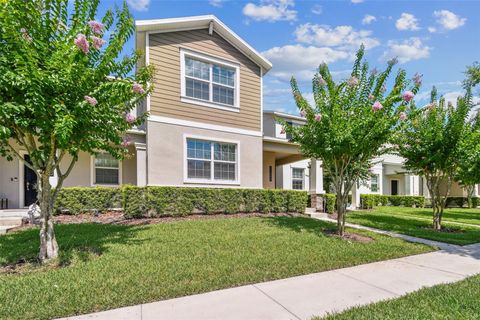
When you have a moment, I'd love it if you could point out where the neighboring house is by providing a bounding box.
[0,15,478,210]
[269,111,480,207]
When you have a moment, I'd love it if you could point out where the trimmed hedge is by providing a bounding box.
[322,194,336,214]
[122,186,308,218]
[55,186,308,217]
[446,197,479,208]
[54,187,122,214]
[360,194,425,209]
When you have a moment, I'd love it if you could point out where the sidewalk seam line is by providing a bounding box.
[252,284,302,320]
[333,271,401,297]
[395,259,469,277]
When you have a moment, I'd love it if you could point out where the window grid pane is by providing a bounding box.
[95,168,119,185]
[184,55,237,107]
[214,162,235,181]
[186,78,210,101]
[214,143,236,162]
[292,168,304,190]
[187,160,211,179]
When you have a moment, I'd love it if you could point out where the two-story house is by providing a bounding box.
[1,15,478,210]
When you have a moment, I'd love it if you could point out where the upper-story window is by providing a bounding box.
[181,49,240,112]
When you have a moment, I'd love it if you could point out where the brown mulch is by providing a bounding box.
[16,211,307,230]
[324,230,374,243]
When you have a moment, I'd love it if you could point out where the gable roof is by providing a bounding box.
[136,15,272,73]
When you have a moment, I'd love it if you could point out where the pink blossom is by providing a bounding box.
[125,112,136,124]
[402,91,415,102]
[132,83,145,94]
[314,113,322,122]
[91,36,106,50]
[399,112,407,121]
[372,101,383,112]
[121,136,131,147]
[413,73,423,86]
[88,20,104,35]
[299,110,306,117]
[74,33,89,54]
[280,127,286,134]
[84,95,97,106]
[317,76,327,86]
[368,94,375,100]
[347,76,359,87]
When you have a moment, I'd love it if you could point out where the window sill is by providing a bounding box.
[91,184,121,188]
[184,179,240,186]
[181,96,240,113]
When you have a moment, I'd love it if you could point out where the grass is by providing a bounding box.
[347,207,480,245]
[372,206,480,226]
[317,273,480,320]
[0,216,432,320]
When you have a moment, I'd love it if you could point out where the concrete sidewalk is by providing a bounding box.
[60,244,480,320]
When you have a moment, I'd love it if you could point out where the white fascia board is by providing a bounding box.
[135,15,272,73]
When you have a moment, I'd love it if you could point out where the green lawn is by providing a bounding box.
[318,273,480,320]
[347,207,480,245]
[0,216,432,320]
[373,206,480,226]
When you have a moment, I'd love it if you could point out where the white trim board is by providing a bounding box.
[148,115,262,137]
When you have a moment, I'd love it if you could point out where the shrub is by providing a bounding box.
[360,194,425,209]
[472,197,479,208]
[55,187,122,214]
[321,194,336,213]
[445,197,480,208]
[122,187,308,218]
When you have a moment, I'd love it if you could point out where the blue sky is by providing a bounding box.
[102,0,479,114]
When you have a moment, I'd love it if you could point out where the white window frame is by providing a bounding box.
[91,153,122,187]
[180,48,240,113]
[370,174,379,192]
[291,167,305,190]
[183,134,240,185]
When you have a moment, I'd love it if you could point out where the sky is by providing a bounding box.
[99,0,479,115]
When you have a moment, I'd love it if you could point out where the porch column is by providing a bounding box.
[309,159,325,211]
[135,143,147,187]
[351,183,360,209]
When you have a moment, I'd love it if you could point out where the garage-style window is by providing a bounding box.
[94,153,120,185]
[186,138,238,183]
[181,50,239,111]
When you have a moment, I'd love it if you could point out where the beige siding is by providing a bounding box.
[148,29,262,131]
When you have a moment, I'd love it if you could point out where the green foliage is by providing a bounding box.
[465,62,480,88]
[283,45,420,234]
[122,187,308,218]
[55,187,121,214]
[322,194,337,213]
[396,86,474,228]
[360,194,425,209]
[445,197,479,208]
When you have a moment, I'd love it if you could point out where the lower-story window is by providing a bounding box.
[370,174,379,192]
[186,138,238,182]
[94,153,120,185]
[292,168,304,190]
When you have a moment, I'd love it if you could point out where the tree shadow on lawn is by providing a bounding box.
[383,207,480,224]
[0,223,145,269]
[349,213,480,245]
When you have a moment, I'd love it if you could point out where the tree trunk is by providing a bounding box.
[466,185,475,209]
[38,174,58,262]
[336,190,346,236]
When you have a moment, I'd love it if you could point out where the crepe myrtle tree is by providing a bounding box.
[397,87,472,229]
[455,112,480,208]
[0,0,154,261]
[283,46,420,236]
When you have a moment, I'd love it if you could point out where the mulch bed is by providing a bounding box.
[14,212,307,230]
[324,230,374,243]
[420,226,466,233]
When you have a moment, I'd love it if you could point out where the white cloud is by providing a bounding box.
[126,0,149,11]
[351,0,364,3]
[433,10,466,30]
[294,23,380,50]
[383,37,431,63]
[243,0,297,22]
[209,0,224,7]
[395,13,420,31]
[362,14,376,25]
[442,91,480,105]
[428,26,437,33]
[311,4,322,15]
[262,45,350,81]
